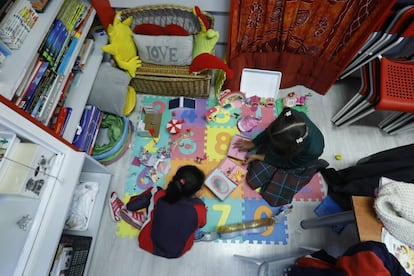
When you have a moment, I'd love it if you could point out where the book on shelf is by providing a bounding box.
[50,106,72,136]
[42,19,67,64]
[19,60,49,110]
[74,37,94,72]
[26,67,53,114]
[0,142,56,198]
[12,53,39,101]
[0,0,38,49]
[29,0,51,13]
[72,104,97,152]
[37,74,65,124]
[29,69,57,117]
[47,70,75,126]
[0,39,11,61]
[56,32,80,74]
[15,57,43,107]
[0,0,17,23]
[52,1,87,70]
[85,108,103,154]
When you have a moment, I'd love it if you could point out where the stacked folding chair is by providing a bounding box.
[332,4,414,133]
[340,5,414,79]
[333,56,414,132]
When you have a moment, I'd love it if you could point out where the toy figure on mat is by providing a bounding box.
[233,107,327,207]
[109,165,207,258]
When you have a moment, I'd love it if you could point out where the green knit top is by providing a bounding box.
[252,109,324,168]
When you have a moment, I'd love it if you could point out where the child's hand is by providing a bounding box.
[243,154,265,164]
[233,139,255,151]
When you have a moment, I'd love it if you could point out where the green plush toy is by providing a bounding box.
[102,11,142,77]
[190,6,233,79]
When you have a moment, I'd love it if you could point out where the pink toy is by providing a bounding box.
[237,115,261,132]
[283,92,298,107]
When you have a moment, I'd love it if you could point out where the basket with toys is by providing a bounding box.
[114,5,233,97]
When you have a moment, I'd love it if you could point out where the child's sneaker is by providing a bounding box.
[120,208,147,229]
[109,192,124,222]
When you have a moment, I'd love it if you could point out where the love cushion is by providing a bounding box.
[133,34,194,66]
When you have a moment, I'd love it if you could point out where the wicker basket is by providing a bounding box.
[119,5,214,98]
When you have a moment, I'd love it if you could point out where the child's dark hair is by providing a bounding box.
[266,107,308,160]
[164,165,205,204]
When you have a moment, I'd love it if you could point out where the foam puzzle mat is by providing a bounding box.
[116,95,324,244]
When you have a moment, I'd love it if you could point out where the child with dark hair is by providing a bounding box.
[234,107,326,207]
[109,165,207,258]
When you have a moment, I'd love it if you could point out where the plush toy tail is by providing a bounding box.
[190,53,234,79]
[193,6,210,31]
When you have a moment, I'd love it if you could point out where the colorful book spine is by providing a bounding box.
[84,107,102,153]
[0,0,38,49]
[30,69,56,117]
[26,67,52,114]
[20,60,49,110]
[42,19,64,61]
[37,74,64,124]
[51,106,72,136]
[56,32,80,74]
[72,104,96,151]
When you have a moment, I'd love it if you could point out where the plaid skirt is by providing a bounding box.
[246,160,318,206]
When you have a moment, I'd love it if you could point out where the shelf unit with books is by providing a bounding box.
[0,0,108,156]
[0,100,111,276]
[0,0,112,274]
[0,0,105,154]
[0,0,64,100]
[62,27,106,143]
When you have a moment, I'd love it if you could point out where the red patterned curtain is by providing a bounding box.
[225,0,396,95]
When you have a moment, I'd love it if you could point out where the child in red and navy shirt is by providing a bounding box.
[109,165,207,258]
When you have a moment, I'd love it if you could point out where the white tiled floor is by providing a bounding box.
[88,79,413,276]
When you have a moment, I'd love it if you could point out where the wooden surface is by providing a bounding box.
[352,196,383,242]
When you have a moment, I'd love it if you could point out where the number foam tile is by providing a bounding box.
[205,126,240,161]
[243,198,289,245]
[169,126,206,160]
[172,98,208,126]
[201,197,244,243]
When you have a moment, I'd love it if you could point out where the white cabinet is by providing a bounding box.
[0,100,111,276]
[0,0,111,275]
[0,0,106,147]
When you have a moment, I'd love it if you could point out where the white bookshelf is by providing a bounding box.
[0,0,111,275]
[0,0,65,100]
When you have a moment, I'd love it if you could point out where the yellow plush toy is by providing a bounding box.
[102,11,142,77]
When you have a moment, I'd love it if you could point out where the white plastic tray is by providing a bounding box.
[240,68,282,99]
